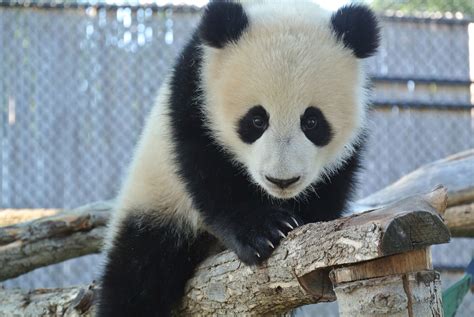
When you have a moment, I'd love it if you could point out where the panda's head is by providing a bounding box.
[199,1,379,199]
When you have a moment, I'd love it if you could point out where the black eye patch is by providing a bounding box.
[301,107,333,146]
[237,105,269,144]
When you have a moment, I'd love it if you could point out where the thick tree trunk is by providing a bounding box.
[0,188,450,316]
[333,270,443,317]
[3,149,471,315]
[330,248,443,316]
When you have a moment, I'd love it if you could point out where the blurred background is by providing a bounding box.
[0,0,473,315]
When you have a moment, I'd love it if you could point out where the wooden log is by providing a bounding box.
[0,284,97,317]
[333,270,443,317]
[180,188,449,315]
[0,188,451,283]
[1,149,472,282]
[330,248,432,284]
[442,203,474,237]
[0,202,111,281]
[0,188,450,315]
[330,248,445,316]
[357,149,474,209]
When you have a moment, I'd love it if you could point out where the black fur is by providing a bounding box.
[198,1,249,49]
[99,4,366,316]
[97,214,217,317]
[237,105,269,144]
[301,106,333,146]
[331,4,380,59]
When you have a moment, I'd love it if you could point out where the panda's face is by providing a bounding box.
[235,104,338,199]
[200,1,378,199]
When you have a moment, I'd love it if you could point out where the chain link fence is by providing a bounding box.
[1,3,200,208]
[1,1,473,315]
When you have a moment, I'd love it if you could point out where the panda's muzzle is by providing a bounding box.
[265,176,300,189]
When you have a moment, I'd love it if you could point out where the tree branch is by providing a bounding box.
[357,149,474,209]
[1,150,472,281]
[442,202,474,237]
[0,188,450,316]
[0,284,97,317]
[2,149,471,315]
[0,202,111,281]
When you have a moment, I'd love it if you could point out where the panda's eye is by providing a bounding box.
[302,117,317,130]
[237,105,269,144]
[252,116,267,129]
[301,106,333,147]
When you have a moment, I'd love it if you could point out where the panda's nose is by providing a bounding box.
[265,176,300,189]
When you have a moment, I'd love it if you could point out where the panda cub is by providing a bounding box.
[98,1,379,316]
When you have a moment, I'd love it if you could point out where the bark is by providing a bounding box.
[0,202,111,281]
[357,149,474,209]
[0,284,97,317]
[333,271,443,317]
[0,188,450,316]
[442,203,474,237]
[330,248,443,317]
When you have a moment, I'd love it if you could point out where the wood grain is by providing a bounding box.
[330,248,432,284]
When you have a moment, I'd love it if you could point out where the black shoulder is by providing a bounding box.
[198,1,249,49]
[331,4,380,59]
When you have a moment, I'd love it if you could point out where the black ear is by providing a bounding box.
[198,1,249,49]
[331,5,380,59]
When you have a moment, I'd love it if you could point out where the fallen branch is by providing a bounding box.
[1,150,473,280]
[357,149,474,209]
[0,202,111,281]
[0,284,97,317]
[442,203,474,237]
[0,188,450,316]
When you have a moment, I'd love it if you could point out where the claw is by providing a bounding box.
[291,216,300,227]
[266,239,275,249]
[276,229,286,239]
[282,221,294,230]
[255,251,261,258]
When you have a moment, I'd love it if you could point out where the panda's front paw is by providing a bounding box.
[231,209,302,266]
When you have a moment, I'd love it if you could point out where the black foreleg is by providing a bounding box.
[97,214,212,317]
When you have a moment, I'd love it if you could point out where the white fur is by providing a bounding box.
[201,0,369,199]
[104,81,201,249]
